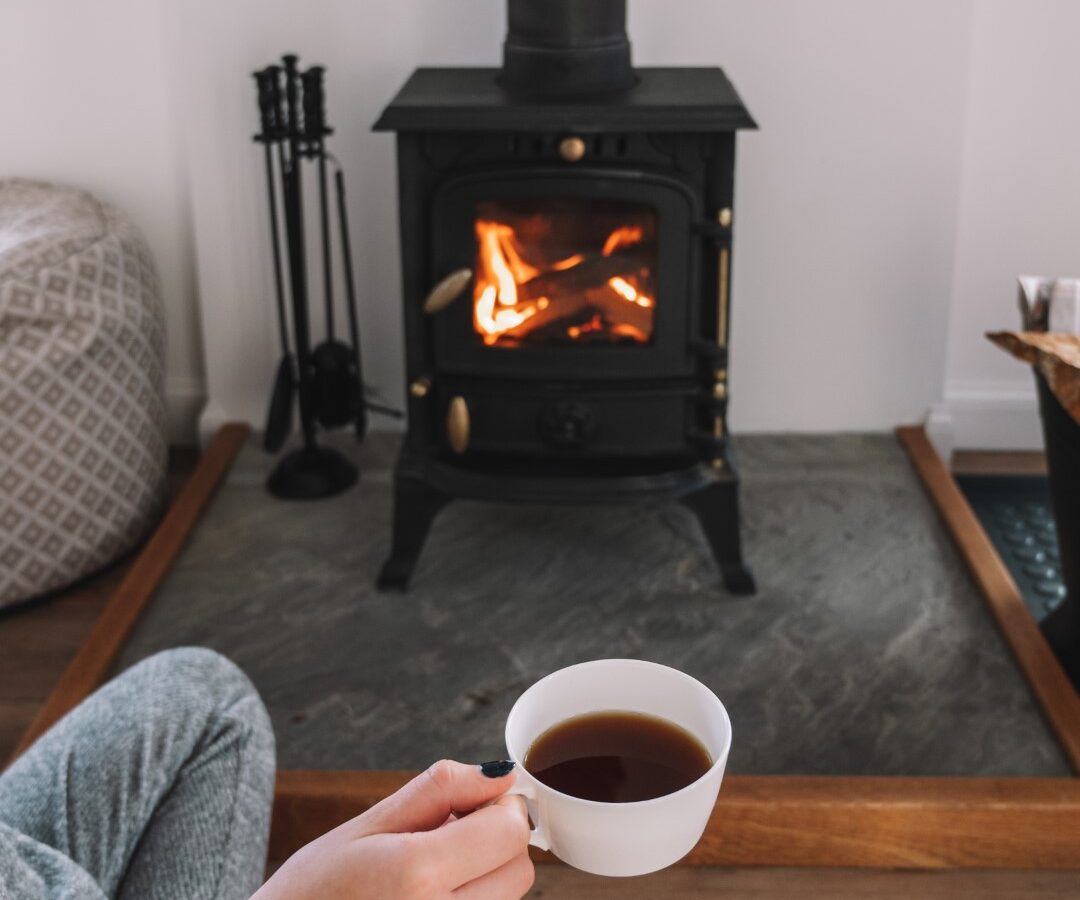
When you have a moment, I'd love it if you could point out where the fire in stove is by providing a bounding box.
[472,198,657,347]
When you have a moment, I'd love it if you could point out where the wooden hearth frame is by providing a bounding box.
[8,423,1080,869]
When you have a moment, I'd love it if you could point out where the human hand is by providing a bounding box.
[253,760,534,899]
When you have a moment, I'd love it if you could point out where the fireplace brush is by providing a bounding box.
[252,54,395,499]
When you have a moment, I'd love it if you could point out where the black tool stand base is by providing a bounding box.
[376,449,755,594]
[267,445,358,500]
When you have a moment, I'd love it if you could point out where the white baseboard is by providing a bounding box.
[926,379,1043,463]
[165,375,207,446]
[196,397,235,449]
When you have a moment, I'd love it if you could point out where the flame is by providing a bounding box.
[608,276,655,308]
[475,284,537,344]
[475,221,540,341]
[568,315,605,340]
[478,222,523,307]
[611,322,649,342]
[602,226,643,256]
[551,254,585,271]
[496,228,539,287]
[474,216,653,345]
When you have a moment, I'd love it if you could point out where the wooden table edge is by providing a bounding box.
[273,770,1080,869]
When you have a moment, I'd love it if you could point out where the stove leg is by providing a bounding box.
[681,479,756,595]
[377,475,450,591]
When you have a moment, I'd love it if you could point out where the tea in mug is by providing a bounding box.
[523,711,711,803]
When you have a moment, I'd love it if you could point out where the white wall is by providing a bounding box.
[0,0,204,442]
[930,0,1080,455]
[634,0,974,432]
[5,1,1076,447]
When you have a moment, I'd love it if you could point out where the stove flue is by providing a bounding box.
[501,0,636,97]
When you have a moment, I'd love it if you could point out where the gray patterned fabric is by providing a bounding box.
[0,178,167,607]
[0,647,276,899]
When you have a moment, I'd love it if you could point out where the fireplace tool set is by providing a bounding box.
[253,55,396,499]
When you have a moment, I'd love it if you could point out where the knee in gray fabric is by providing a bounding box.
[150,646,250,687]
[141,646,250,691]
[128,648,273,739]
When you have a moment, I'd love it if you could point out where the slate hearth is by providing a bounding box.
[113,433,1069,777]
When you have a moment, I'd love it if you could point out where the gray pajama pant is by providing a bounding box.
[0,648,276,900]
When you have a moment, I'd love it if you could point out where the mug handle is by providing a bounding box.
[505,781,551,851]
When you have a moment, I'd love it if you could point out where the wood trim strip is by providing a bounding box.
[273,770,1080,869]
[897,425,1080,772]
[5,424,251,766]
[951,449,1048,477]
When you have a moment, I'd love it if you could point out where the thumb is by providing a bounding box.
[361,760,518,835]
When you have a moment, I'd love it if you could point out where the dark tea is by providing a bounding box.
[523,711,712,803]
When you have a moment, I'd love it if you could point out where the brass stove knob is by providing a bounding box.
[447,396,470,454]
[558,136,587,163]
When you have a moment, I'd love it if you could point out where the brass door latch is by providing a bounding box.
[423,268,472,314]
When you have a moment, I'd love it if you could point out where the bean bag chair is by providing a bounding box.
[0,178,167,607]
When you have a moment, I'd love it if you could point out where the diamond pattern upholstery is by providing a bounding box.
[1,179,167,607]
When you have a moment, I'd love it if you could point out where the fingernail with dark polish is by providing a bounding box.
[480,760,515,778]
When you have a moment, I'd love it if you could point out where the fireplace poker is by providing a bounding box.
[254,65,295,453]
[279,54,318,451]
[331,160,369,438]
[305,67,335,343]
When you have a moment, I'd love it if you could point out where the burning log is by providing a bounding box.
[516,249,649,306]
[473,216,656,345]
[498,274,654,343]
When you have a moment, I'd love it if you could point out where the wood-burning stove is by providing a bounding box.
[374,0,757,593]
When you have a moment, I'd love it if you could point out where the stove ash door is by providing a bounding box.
[427,169,701,381]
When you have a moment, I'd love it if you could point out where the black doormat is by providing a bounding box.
[955,475,1068,623]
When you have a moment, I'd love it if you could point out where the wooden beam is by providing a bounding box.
[272,770,1080,869]
[5,424,251,767]
[897,425,1080,773]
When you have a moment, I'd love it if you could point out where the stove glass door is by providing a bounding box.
[430,169,698,380]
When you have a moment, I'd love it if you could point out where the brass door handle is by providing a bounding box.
[447,396,470,454]
[423,268,472,314]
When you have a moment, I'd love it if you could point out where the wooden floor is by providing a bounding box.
[0,447,197,762]
[0,565,120,757]
[3,442,1079,896]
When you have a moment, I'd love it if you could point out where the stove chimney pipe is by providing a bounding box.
[502,0,637,97]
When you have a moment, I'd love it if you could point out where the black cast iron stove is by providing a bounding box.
[374,0,757,592]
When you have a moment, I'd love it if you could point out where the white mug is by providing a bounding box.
[504,659,732,877]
